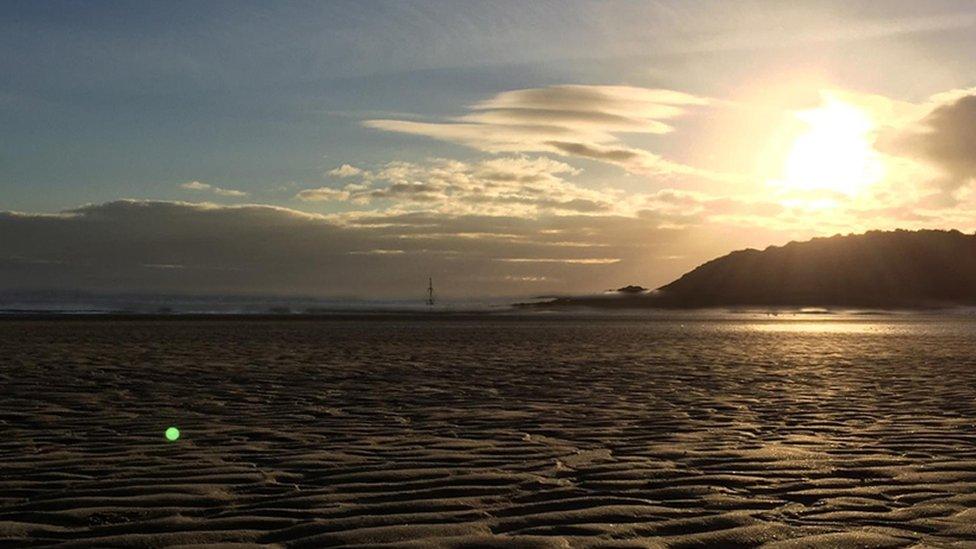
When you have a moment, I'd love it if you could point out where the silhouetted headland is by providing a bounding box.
[527,229,976,309]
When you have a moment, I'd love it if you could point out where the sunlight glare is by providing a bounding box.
[772,94,884,196]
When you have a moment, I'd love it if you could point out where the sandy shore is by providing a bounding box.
[3,317,976,547]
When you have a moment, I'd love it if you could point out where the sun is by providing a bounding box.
[771,94,884,197]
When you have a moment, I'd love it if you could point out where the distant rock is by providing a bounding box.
[613,285,648,294]
[527,229,976,309]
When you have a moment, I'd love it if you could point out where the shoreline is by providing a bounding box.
[0,307,967,322]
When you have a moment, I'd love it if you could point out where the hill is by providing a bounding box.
[530,229,976,309]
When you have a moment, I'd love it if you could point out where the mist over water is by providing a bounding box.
[0,291,524,315]
[6,290,976,319]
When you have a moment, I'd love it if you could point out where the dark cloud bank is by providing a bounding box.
[0,200,754,301]
[882,92,976,193]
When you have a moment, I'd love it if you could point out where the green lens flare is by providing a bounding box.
[165,426,181,441]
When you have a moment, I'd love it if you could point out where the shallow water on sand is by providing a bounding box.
[3,316,976,547]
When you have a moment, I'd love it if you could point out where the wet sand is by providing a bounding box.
[3,317,976,547]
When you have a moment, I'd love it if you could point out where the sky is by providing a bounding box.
[3,0,976,300]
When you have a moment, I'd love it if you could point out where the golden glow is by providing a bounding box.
[746,320,890,335]
[770,94,884,196]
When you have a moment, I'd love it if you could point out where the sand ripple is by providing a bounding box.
[2,317,976,547]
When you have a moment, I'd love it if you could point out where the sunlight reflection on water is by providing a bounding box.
[742,320,892,334]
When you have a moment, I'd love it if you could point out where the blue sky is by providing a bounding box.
[3,1,976,297]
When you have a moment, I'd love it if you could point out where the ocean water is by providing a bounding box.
[3,315,976,546]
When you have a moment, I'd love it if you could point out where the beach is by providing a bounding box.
[3,316,976,547]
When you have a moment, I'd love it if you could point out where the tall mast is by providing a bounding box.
[426,277,435,307]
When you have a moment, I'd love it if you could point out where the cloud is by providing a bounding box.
[12,86,976,300]
[297,156,619,215]
[328,164,364,178]
[878,90,976,193]
[8,187,972,300]
[348,249,405,255]
[294,151,968,240]
[180,180,249,197]
[545,141,639,162]
[364,85,734,182]
[296,187,352,202]
[0,199,778,298]
[494,258,621,264]
[180,181,210,191]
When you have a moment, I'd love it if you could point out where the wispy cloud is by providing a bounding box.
[180,180,248,198]
[495,257,621,264]
[348,249,406,255]
[364,85,737,182]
